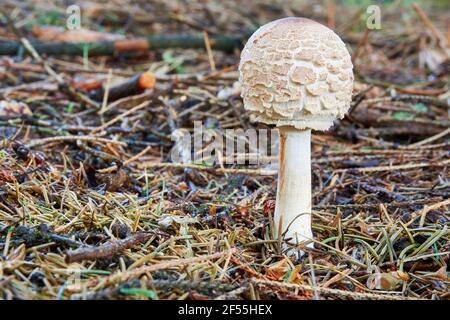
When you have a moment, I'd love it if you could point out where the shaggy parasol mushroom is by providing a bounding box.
[239,17,353,250]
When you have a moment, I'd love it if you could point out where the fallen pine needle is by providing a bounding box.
[67,248,236,292]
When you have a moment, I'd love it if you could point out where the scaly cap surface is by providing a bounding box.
[239,17,353,130]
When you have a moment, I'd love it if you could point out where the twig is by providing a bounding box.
[203,31,216,72]
[326,0,336,29]
[334,159,450,173]
[251,279,420,300]
[408,127,450,148]
[65,231,169,263]
[406,198,450,227]
[314,197,443,210]
[26,135,127,148]
[0,223,82,248]
[90,101,150,134]
[412,3,449,50]
[0,34,245,56]
[136,162,277,176]
[351,28,371,64]
[77,140,119,162]
[98,146,153,173]
[364,95,449,109]
[214,284,250,300]
[18,38,99,109]
[90,72,156,102]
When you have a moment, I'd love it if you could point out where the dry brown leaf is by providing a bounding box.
[265,259,290,280]
[366,271,407,290]
[433,266,448,280]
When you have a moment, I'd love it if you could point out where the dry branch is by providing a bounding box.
[251,279,421,300]
[89,72,156,102]
[65,231,169,263]
[0,223,82,248]
[0,34,245,56]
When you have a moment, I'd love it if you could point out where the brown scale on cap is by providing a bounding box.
[239,17,354,130]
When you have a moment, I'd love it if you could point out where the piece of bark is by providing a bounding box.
[71,77,104,91]
[89,72,156,102]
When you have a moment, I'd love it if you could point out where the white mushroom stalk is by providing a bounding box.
[276,127,312,246]
[239,17,354,250]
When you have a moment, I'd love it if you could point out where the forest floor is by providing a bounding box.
[0,0,449,300]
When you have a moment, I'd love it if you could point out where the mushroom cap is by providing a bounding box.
[239,17,354,130]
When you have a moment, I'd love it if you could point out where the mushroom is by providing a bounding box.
[239,17,353,250]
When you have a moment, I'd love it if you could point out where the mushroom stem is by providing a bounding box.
[275,127,313,247]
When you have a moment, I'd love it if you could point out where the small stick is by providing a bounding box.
[100,69,113,113]
[201,64,238,81]
[90,72,156,102]
[315,197,443,210]
[90,100,150,134]
[334,159,450,173]
[77,140,119,162]
[19,38,64,84]
[65,231,169,263]
[412,3,448,50]
[99,92,153,115]
[393,94,450,108]
[136,162,277,176]
[406,198,450,227]
[251,279,420,300]
[447,24,450,44]
[214,284,249,300]
[0,223,82,248]
[98,146,153,173]
[351,28,371,64]
[0,34,245,56]
[203,31,216,72]
[396,87,446,96]
[19,38,99,108]
[26,135,127,148]
[408,127,450,148]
